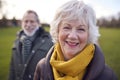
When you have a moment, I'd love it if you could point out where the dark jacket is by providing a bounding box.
[34,45,118,80]
[8,27,53,80]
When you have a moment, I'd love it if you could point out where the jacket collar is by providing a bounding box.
[16,27,45,53]
[45,46,55,80]
[83,44,105,80]
[15,27,46,64]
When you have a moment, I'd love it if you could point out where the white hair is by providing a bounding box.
[50,0,100,44]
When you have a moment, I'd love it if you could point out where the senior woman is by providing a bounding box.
[34,0,117,80]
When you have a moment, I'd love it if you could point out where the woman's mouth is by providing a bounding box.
[66,41,79,47]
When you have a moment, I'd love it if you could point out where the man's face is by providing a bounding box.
[22,13,39,36]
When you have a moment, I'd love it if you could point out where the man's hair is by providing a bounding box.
[22,10,40,24]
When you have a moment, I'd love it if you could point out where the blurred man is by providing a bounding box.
[8,10,53,80]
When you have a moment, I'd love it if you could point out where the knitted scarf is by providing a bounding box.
[50,43,95,80]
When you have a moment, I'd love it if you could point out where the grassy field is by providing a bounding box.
[99,28,120,79]
[0,27,120,80]
[0,27,19,80]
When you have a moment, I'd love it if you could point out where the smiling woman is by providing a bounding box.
[34,0,118,80]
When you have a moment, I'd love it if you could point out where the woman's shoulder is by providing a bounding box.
[37,58,46,68]
[97,64,118,80]
[34,58,46,80]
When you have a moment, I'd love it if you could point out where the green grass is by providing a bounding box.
[0,27,20,80]
[99,28,120,79]
[0,27,120,80]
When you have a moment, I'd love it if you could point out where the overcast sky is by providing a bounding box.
[3,0,120,23]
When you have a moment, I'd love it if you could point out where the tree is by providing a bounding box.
[0,0,8,27]
[0,15,8,27]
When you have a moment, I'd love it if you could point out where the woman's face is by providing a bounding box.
[58,20,89,60]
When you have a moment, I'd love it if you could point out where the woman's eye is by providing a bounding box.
[63,27,70,30]
[78,28,85,31]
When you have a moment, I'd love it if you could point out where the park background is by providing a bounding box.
[0,0,120,80]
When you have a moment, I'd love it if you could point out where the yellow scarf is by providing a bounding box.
[50,43,95,80]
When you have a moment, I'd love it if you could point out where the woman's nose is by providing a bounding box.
[68,30,77,40]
